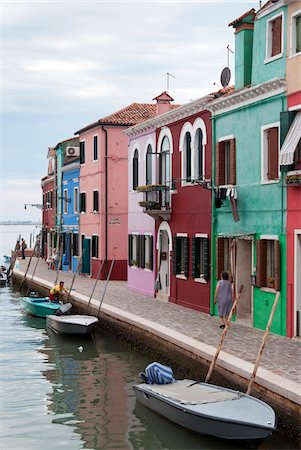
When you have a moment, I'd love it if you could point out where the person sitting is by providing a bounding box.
[49,281,68,302]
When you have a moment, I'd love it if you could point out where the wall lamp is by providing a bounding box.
[24,203,43,210]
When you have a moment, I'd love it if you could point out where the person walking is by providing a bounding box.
[21,238,27,259]
[214,271,234,329]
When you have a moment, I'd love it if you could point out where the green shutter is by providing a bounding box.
[192,237,197,278]
[149,236,153,271]
[140,235,145,269]
[274,240,281,291]
[128,235,133,266]
[184,237,189,278]
[172,237,177,275]
[203,238,209,281]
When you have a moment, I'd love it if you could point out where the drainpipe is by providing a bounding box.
[210,113,217,315]
[101,125,108,270]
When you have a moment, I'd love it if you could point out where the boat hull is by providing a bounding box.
[20,297,61,318]
[134,380,276,444]
[46,315,98,335]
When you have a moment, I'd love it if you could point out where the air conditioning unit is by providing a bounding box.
[66,146,80,157]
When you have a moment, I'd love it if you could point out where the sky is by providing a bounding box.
[0,0,259,222]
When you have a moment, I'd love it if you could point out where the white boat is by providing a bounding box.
[133,379,276,447]
[46,314,98,335]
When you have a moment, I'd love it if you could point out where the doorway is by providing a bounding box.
[156,222,172,301]
[235,239,253,323]
[295,231,301,337]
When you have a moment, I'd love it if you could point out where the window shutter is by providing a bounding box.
[140,235,145,269]
[80,142,85,164]
[149,236,153,271]
[203,238,209,281]
[216,142,225,186]
[272,16,282,57]
[267,127,279,180]
[216,238,224,279]
[192,237,197,278]
[274,240,281,291]
[256,240,267,287]
[229,139,236,185]
[184,237,189,278]
[172,237,177,275]
[93,191,99,212]
[128,235,133,266]
[136,235,141,268]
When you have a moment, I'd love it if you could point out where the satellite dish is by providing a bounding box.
[220,67,231,87]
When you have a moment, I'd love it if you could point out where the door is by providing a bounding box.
[235,239,252,321]
[295,232,301,337]
[157,228,170,300]
[82,237,91,275]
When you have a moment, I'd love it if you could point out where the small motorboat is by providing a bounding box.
[20,295,63,318]
[134,363,276,447]
[0,265,9,286]
[3,255,11,263]
[46,314,98,335]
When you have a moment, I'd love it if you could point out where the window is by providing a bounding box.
[266,14,283,60]
[81,234,85,255]
[256,239,280,290]
[93,135,98,161]
[294,138,301,169]
[128,234,153,269]
[216,138,236,186]
[133,149,139,190]
[63,189,68,214]
[160,137,170,185]
[73,234,79,256]
[262,124,279,181]
[93,190,99,212]
[92,235,99,258]
[80,141,85,164]
[80,192,86,213]
[184,132,192,182]
[74,187,78,213]
[196,128,204,180]
[50,190,53,208]
[291,11,301,55]
[146,145,152,185]
[216,238,231,279]
[128,234,140,267]
[172,235,189,278]
[192,236,209,282]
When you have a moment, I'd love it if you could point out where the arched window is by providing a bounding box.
[146,144,152,185]
[196,128,203,179]
[133,149,139,190]
[184,132,192,181]
[160,137,170,185]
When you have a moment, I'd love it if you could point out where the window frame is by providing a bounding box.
[73,233,79,257]
[92,235,99,258]
[132,149,139,190]
[192,234,209,284]
[146,144,153,186]
[290,9,301,57]
[63,189,68,214]
[93,190,99,212]
[261,122,280,183]
[256,237,280,291]
[80,141,85,165]
[80,192,86,213]
[172,234,189,280]
[74,187,78,213]
[93,135,98,161]
[265,12,284,64]
[216,136,236,186]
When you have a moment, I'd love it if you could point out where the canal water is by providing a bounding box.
[0,226,297,449]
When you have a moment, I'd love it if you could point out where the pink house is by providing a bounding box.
[75,103,159,280]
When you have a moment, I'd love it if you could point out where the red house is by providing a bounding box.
[41,147,56,261]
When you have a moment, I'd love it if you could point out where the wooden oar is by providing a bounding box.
[96,260,115,316]
[19,240,39,290]
[204,284,243,384]
[26,243,41,294]
[54,241,63,285]
[246,291,280,395]
[67,253,84,302]
[85,259,105,314]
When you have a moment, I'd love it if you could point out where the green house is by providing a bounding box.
[209,4,288,336]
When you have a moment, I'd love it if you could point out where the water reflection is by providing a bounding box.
[0,286,298,450]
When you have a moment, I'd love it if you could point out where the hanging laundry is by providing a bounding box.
[227,187,240,222]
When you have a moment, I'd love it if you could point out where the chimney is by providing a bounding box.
[153,91,174,116]
[229,9,256,90]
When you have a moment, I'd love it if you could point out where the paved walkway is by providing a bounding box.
[14,258,301,402]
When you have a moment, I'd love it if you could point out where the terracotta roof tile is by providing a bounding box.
[228,8,256,27]
[210,85,235,98]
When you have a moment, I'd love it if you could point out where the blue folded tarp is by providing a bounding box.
[142,362,175,385]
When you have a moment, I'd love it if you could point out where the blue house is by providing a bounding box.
[60,141,80,272]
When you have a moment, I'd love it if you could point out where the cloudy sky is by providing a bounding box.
[1,0,258,222]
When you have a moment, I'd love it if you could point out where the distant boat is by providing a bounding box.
[3,255,11,263]
[20,296,62,318]
[46,314,98,336]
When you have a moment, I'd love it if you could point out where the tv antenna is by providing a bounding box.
[166,72,175,92]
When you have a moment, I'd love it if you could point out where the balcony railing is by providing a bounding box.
[137,184,171,220]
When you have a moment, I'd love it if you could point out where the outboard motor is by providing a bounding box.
[56,303,72,316]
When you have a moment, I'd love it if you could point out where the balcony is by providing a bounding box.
[136,184,171,220]
[286,171,301,187]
